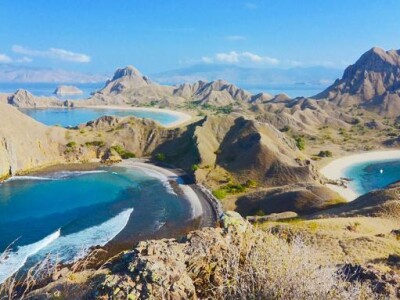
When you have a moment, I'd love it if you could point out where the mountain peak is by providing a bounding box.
[111,65,145,81]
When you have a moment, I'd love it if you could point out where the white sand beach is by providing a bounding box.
[117,160,203,218]
[82,105,193,128]
[320,150,400,201]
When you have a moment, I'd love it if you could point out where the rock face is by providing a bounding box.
[7,89,69,108]
[315,47,400,117]
[100,66,152,94]
[26,211,395,299]
[0,102,65,178]
[173,80,253,106]
[54,85,83,96]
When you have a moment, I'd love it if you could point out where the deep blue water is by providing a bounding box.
[0,82,104,100]
[343,160,400,196]
[0,166,193,283]
[20,108,180,127]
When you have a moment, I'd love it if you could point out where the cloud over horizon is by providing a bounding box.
[0,54,12,64]
[201,51,280,65]
[12,45,91,63]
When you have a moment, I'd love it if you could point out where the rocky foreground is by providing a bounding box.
[11,211,396,299]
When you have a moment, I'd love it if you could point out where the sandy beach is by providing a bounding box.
[320,150,400,201]
[80,105,193,128]
[117,160,205,219]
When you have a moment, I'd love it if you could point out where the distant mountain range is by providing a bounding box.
[0,65,107,83]
[0,64,343,89]
[151,64,343,88]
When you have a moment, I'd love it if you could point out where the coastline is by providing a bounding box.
[79,105,193,128]
[320,150,400,201]
[117,159,218,225]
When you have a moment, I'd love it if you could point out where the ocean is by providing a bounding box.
[0,166,195,283]
[20,107,181,127]
[343,160,400,196]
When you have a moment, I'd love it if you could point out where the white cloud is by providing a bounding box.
[242,52,263,62]
[0,53,12,63]
[209,51,280,65]
[12,45,90,63]
[216,51,240,63]
[201,56,214,64]
[225,35,246,41]
[16,56,33,63]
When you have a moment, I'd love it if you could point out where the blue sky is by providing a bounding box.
[0,0,399,74]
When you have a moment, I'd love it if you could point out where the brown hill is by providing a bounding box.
[315,47,400,117]
[0,102,65,178]
[173,80,253,106]
[314,181,400,218]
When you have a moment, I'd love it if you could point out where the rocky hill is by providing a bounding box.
[6,89,71,108]
[0,102,66,179]
[315,47,400,117]
[54,85,83,96]
[23,211,396,299]
[173,80,254,106]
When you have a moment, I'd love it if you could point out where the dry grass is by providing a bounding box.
[209,230,376,299]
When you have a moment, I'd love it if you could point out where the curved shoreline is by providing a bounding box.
[79,105,193,128]
[117,159,219,226]
[320,150,400,201]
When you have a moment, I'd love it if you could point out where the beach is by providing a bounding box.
[320,150,400,201]
[81,105,193,128]
[117,159,219,226]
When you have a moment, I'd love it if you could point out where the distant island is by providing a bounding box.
[53,85,83,96]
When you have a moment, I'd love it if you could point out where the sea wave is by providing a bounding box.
[34,208,134,264]
[4,170,108,183]
[133,166,177,195]
[4,176,57,182]
[0,229,61,284]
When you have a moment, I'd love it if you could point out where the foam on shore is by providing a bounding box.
[119,160,203,219]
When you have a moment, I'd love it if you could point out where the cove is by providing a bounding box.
[343,159,400,197]
[0,165,196,283]
[19,107,182,127]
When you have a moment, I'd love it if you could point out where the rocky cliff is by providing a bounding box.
[25,211,393,299]
[0,102,66,178]
[315,47,400,117]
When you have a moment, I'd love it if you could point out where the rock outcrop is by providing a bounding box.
[7,89,70,108]
[0,102,65,178]
[173,80,253,106]
[54,85,83,96]
[26,211,393,299]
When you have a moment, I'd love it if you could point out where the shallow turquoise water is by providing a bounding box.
[343,160,400,196]
[20,108,180,127]
[0,166,193,283]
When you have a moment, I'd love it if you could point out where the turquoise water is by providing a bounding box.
[0,166,193,283]
[19,108,180,127]
[343,160,400,196]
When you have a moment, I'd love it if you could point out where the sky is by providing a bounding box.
[0,0,400,75]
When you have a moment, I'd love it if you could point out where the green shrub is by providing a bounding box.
[212,189,227,199]
[154,152,166,162]
[294,136,305,150]
[85,141,105,147]
[317,150,333,158]
[111,145,135,159]
[66,141,77,148]
[191,164,199,171]
[245,179,258,188]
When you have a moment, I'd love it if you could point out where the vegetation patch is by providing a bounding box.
[111,145,136,159]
